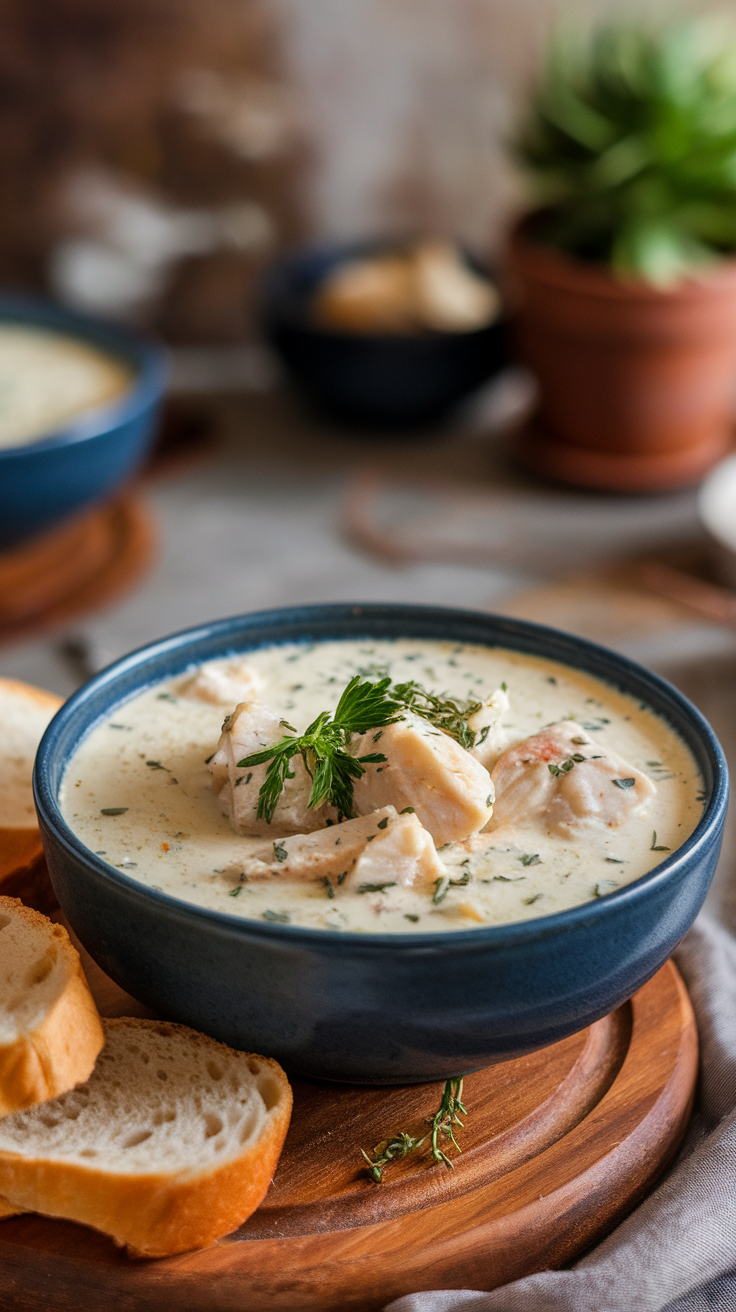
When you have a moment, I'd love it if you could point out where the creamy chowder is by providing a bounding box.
[0,326,133,449]
[61,639,703,934]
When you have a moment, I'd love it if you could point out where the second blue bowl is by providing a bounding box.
[0,296,167,549]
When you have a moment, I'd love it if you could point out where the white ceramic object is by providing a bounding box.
[698,453,736,589]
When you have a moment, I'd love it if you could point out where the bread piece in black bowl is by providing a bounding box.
[261,240,508,428]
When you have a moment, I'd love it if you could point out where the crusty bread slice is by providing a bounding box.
[0,898,104,1116]
[0,677,62,903]
[0,1017,293,1257]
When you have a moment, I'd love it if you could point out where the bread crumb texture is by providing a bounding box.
[0,898,104,1114]
[0,678,62,829]
[0,1017,292,1256]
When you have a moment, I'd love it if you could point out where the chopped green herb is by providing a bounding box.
[337,871,349,885]
[477,725,491,745]
[322,877,336,899]
[94,850,106,855]
[571,736,589,745]
[377,817,389,830]
[433,874,451,904]
[262,909,290,923]
[523,893,543,905]
[605,857,626,863]
[391,679,483,750]
[357,882,397,894]
[612,778,636,789]
[647,760,662,767]
[404,914,420,923]
[549,758,576,777]
[100,807,128,816]
[146,760,169,771]
[593,880,619,898]
[651,831,671,852]
[273,842,288,863]
[501,681,508,692]
[229,886,243,898]
[449,868,471,887]
[519,853,541,867]
[156,693,177,702]
[399,806,415,814]
[547,676,557,684]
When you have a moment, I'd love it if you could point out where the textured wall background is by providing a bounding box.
[269,0,706,254]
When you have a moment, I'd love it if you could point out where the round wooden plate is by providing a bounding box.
[0,958,696,1312]
[0,495,156,646]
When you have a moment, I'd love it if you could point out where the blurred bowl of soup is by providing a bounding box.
[0,295,167,549]
[262,239,508,429]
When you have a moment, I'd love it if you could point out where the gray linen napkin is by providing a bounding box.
[384,914,736,1312]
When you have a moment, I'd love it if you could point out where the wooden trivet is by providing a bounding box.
[0,930,696,1312]
[0,495,156,646]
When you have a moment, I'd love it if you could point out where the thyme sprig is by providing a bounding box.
[236,676,405,823]
[360,1078,467,1183]
[392,681,483,750]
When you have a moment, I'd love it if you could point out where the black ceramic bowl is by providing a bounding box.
[35,604,728,1084]
[261,242,509,428]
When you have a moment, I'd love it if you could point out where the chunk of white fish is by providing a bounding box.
[178,659,264,706]
[490,720,655,835]
[234,805,444,892]
[209,699,336,836]
[351,710,494,845]
[467,686,510,770]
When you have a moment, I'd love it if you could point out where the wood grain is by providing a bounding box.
[0,495,155,646]
[0,958,697,1312]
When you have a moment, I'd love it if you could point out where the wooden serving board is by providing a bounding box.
[0,495,155,647]
[0,918,697,1312]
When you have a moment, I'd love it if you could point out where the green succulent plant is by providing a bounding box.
[516,18,736,286]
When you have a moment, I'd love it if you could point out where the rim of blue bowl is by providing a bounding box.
[34,602,729,954]
[0,294,168,459]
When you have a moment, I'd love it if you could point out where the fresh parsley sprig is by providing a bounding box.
[236,676,404,823]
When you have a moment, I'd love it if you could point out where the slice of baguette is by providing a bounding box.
[0,898,105,1116]
[0,1017,293,1257]
[0,677,63,906]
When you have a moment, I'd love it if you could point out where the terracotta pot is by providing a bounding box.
[508,220,736,492]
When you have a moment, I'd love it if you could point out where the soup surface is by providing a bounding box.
[61,639,703,934]
[0,326,133,449]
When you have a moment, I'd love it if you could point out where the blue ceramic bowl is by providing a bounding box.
[261,241,509,428]
[0,295,167,549]
[34,604,728,1084]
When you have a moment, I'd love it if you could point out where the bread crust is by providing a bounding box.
[0,898,105,1116]
[0,677,62,889]
[0,1018,293,1257]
